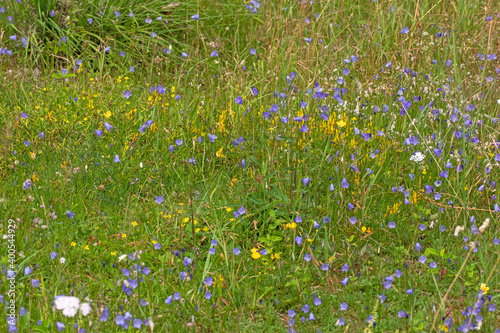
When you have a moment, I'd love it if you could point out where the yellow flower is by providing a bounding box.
[84,245,89,250]
[70,242,76,247]
[251,250,261,260]
[286,222,297,229]
[226,207,232,212]
[336,120,347,127]
[195,228,200,233]
[131,221,138,227]
[216,147,225,158]
[439,324,449,332]
[32,173,39,182]
[121,234,127,238]
[480,283,489,294]
[152,240,157,245]
[182,217,189,223]
[104,111,112,118]
[110,252,116,256]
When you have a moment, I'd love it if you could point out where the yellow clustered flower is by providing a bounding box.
[480,283,489,294]
[70,242,76,247]
[131,221,138,227]
[84,245,89,250]
[251,248,261,259]
[110,252,116,256]
[121,234,127,238]
[284,222,297,230]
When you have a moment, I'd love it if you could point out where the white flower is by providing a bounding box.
[478,218,490,233]
[410,152,426,163]
[59,257,66,264]
[497,99,500,105]
[118,254,127,262]
[55,296,80,317]
[80,302,91,316]
[454,225,465,237]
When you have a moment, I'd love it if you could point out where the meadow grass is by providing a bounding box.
[1,0,500,332]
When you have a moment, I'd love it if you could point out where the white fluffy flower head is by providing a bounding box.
[410,152,426,163]
[55,296,80,317]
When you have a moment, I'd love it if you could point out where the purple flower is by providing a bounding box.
[388,221,396,228]
[340,302,348,311]
[32,279,40,288]
[419,256,427,264]
[204,292,212,299]
[95,129,103,137]
[191,14,199,20]
[341,263,349,272]
[123,90,132,99]
[295,236,303,245]
[183,257,192,266]
[235,96,243,105]
[209,248,216,255]
[429,262,437,269]
[87,18,92,24]
[133,319,142,329]
[114,155,121,163]
[288,309,296,318]
[233,248,241,255]
[100,308,109,321]
[398,310,407,318]
[336,318,345,326]
[56,322,65,331]
[67,211,75,219]
[173,292,181,300]
[341,278,348,286]
[104,122,113,131]
[406,288,413,294]
[349,216,357,224]
[304,254,311,262]
[341,178,349,188]
[401,27,410,34]
[50,252,58,260]
[210,50,218,57]
[154,243,161,249]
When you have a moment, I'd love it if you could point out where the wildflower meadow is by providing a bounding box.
[1,0,500,332]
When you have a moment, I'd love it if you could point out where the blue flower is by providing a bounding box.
[401,27,409,34]
[100,308,109,321]
[191,14,199,20]
[155,196,164,204]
